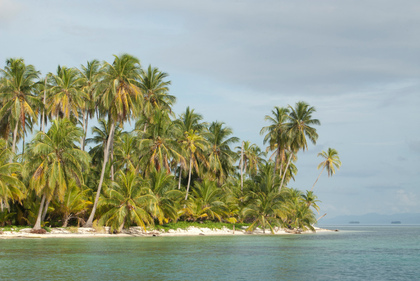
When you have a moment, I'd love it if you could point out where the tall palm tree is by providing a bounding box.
[280,101,320,190]
[182,130,208,200]
[47,66,84,121]
[0,58,40,154]
[205,121,239,185]
[139,65,175,132]
[236,141,263,192]
[79,60,102,151]
[260,106,290,177]
[25,118,90,229]
[85,54,142,227]
[286,101,320,152]
[311,148,341,191]
[174,106,205,189]
[0,139,25,211]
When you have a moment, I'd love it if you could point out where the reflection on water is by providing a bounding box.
[1,226,419,280]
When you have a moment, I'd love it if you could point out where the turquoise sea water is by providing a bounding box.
[1,226,419,280]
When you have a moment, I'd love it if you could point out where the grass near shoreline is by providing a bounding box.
[1,222,251,233]
[153,221,251,232]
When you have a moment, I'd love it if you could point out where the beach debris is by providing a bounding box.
[30,229,47,234]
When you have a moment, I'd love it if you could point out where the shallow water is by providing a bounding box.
[1,226,419,280]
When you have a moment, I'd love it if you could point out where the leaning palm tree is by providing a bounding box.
[311,148,341,191]
[25,118,90,229]
[0,58,40,154]
[85,54,142,227]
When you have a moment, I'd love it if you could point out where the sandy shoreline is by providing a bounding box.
[0,226,337,239]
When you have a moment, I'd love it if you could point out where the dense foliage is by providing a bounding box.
[0,55,341,233]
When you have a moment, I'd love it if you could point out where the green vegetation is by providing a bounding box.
[0,54,341,234]
[153,221,251,232]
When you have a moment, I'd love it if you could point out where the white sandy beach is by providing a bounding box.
[0,226,337,239]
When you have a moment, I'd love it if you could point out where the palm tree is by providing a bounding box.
[280,101,320,190]
[286,101,320,152]
[302,190,320,213]
[236,141,263,192]
[183,179,226,222]
[47,66,84,121]
[260,106,290,177]
[25,118,90,229]
[174,106,205,189]
[143,169,182,224]
[311,148,341,191]
[85,54,142,227]
[139,65,175,132]
[242,163,285,234]
[205,121,239,185]
[283,188,317,232]
[53,183,90,227]
[99,171,152,233]
[137,110,184,176]
[0,58,40,154]
[79,60,102,151]
[0,139,25,211]
[182,130,208,200]
[113,131,138,173]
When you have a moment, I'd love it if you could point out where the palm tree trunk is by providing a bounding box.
[22,131,25,155]
[111,140,114,181]
[240,141,244,193]
[83,112,89,151]
[42,76,47,133]
[178,166,182,189]
[11,121,18,155]
[84,121,116,227]
[279,152,293,192]
[42,199,51,221]
[62,215,71,227]
[33,194,46,230]
[184,157,193,201]
[80,110,86,151]
[311,166,325,191]
[279,149,284,182]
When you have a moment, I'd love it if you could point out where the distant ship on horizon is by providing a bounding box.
[349,221,360,224]
[391,221,401,224]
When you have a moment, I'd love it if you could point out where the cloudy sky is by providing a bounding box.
[1,0,419,217]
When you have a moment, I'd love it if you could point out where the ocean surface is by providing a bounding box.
[1,225,419,280]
